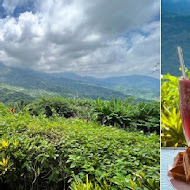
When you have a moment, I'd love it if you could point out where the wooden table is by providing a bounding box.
[161,147,186,190]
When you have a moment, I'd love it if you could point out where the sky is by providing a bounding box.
[0,0,160,78]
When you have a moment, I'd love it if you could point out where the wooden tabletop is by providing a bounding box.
[161,147,186,190]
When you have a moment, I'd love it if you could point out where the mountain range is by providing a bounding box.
[161,11,190,76]
[0,63,159,103]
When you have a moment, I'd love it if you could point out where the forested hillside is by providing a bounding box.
[0,63,159,101]
[161,11,190,75]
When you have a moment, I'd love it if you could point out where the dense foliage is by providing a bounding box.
[25,97,160,134]
[0,103,160,190]
[94,98,159,134]
[161,73,186,147]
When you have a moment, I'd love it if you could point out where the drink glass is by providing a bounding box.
[179,78,190,145]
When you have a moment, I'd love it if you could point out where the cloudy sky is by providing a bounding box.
[0,0,160,78]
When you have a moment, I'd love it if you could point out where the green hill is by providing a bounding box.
[54,72,159,90]
[52,73,160,100]
[0,63,159,102]
[161,11,190,76]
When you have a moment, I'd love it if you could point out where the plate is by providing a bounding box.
[167,165,190,190]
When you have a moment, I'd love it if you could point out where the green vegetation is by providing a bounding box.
[0,63,159,101]
[0,87,34,104]
[161,11,190,76]
[93,98,159,134]
[0,63,130,101]
[0,96,160,190]
[22,97,160,134]
[116,87,159,101]
[0,102,160,190]
[161,73,186,147]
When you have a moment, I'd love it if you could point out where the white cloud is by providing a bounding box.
[0,0,160,78]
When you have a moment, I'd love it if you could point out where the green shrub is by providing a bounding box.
[93,98,132,127]
[27,97,74,118]
[161,73,179,111]
[129,102,160,134]
[7,100,31,113]
[94,98,160,134]
[27,97,160,134]
[67,98,94,120]
[161,107,185,147]
[70,175,111,190]
[161,73,186,146]
[0,105,159,190]
[0,103,9,116]
[71,173,160,190]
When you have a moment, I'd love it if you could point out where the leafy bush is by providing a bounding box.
[93,98,132,127]
[70,175,111,190]
[27,97,160,134]
[66,98,94,120]
[129,102,160,134]
[0,103,9,116]
[27,97,74,118]
[71,172,160,190]
[161,107,185,147]
[161,73,186,146]
[161,73,179,111]
[0,105,159,190]
[7,99,31,113]
[94,98,160,134]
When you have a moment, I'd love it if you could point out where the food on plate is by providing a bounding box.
[169,147,190,183]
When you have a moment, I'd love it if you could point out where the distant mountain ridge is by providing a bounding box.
[161,11,190,75]
[0,63,159,102]
[53,72,159,91]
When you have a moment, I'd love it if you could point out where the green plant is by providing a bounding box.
[161,73,179,111]
[93,98,160,134]
[70,175,111,190]
[0,104,160,190]
[133,171,160,190]
[161,73,187,146]
[71,172,160,190]
[7,99,31,113]
[0,103,9,116]
[161,107,185,147]
[130,102,160,134]
[27,97,74,118]
[93,98,132,127]
[26,97,160,135]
